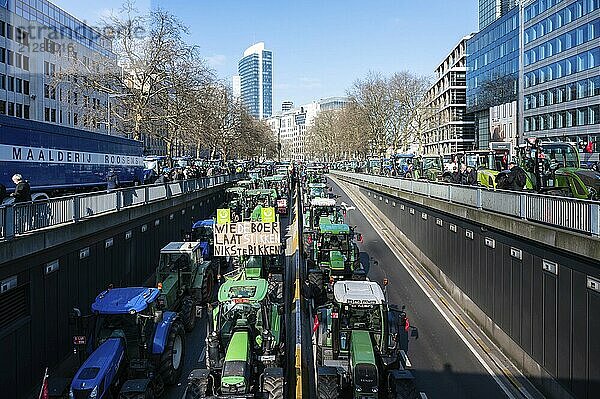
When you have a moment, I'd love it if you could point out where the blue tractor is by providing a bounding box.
[49,287,185,399]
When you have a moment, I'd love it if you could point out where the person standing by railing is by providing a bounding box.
[10,174,31,203]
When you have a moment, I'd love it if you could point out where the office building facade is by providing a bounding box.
[479,0,519,30]
[467,6,520,150]
[238,42,272,119]
[424,35,476,155]
[522,0,600,154]
[0,0,115,134]
[267,97,349,161]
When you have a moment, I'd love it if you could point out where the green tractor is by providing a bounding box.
[302,197,346,258]
[156,242,219,332]
[305,182,329,204]
[314,280,419,399]
[517,139,600,200]
[306,222,364,305]
[410,155,443,181]
[464,150,506,189]
[245,189,278,221]
[224,187,247,222]
[263,175,291,215]
[184,278,285,399]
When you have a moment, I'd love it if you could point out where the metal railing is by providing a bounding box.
[331,170,600,237]
[0,174,241,240]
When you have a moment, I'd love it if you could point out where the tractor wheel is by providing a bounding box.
[308,272,325,303]
[180,296,196,333]
[158,321,185,385]
[317,375,339,399]
[263,374,284,399]
[184,376,209,399]
[201,267,216,303]
[391,379,419,399]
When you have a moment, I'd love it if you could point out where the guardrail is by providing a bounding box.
[331,170,600,237]
[0,174,242,240]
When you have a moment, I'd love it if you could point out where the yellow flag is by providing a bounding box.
[261,207,276,223]
[217,209,231,224]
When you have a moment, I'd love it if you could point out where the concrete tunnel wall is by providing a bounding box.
[0,185,228,399]
[336,175,600,399]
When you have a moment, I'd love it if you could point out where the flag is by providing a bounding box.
[585,141,594,154]
[405,317,410,332]
[39,367,48,399]
[312,314,320,333]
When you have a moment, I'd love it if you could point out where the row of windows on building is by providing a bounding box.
[0,20,30,46]
[524,75,600,110]
[470,35,519,71]
[0,100,30,119]
[0,73,30,94]
[524,104,600,131]
[524,0,568,23]
[524,0,600,44]
[42,107,99,129]
[471,11,518,54]
[524,47,600,89]
[524,18,600,66]
[0,47,30,70]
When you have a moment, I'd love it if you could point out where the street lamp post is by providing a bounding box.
[107,93,133,135]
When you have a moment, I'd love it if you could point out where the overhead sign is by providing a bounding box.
[216,209,231,225]
[214,221,281,256]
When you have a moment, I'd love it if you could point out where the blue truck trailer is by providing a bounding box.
[0,115,145,199]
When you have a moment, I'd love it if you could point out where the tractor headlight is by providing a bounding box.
[90,386,98,398]
[68,388,74,399]
[356,386,362,392]
[371,386,378,393]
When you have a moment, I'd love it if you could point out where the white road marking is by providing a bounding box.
[336,179,518,399]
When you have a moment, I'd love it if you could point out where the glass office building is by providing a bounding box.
[522,0,600,154]
[479,0,518,30]
[238,42,273,119]
[467,6,520,149]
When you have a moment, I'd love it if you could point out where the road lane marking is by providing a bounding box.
[333,178,519,399]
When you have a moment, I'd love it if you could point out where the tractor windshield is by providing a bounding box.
[158,253,191,277]
[423,157,442,170]
[310,187,326,198]
[541,144,579,168]
[320,233,349,252]
[339,304,383,348]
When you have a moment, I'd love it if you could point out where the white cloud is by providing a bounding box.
[206,54,227,67]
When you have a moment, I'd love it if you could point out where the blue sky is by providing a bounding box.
[52,0,478,109]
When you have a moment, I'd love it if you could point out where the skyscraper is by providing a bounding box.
[238,42,273,119]
[479,0,518,30]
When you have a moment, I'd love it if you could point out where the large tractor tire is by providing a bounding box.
[118,390,155,399]
[317,375,339,399]
[263,374,284,399]
[184,376,209,399]
[308,271,325,304]
[201,267,216,303]
[158,321,185,385]
[180,296,196,332]
[391,379,419,399]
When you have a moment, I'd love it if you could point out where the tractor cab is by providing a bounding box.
[314,281,415,398]
[245,189,278,220]
[157,242,205,307]
[519,139,600,199]
[263,175,290,214]
[191,219,214,256]
[392,154,415,177]
[305,198,345,230]
[412,155,443,181]
[225,187,247,222]
[313,223,361,278]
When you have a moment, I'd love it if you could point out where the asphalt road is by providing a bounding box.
[326,178,509,399]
